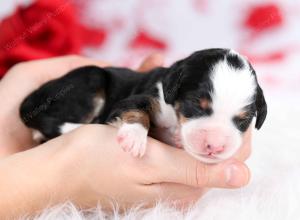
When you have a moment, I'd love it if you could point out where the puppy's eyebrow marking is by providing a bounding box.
[199,98,211,109]
[236,111,248,119]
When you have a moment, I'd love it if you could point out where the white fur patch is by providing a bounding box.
[117,123,148,157]
[154,82,178,128]
[60,123,82,134]
[210,59,256,116]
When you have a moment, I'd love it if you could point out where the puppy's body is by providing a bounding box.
[20,49,267,163]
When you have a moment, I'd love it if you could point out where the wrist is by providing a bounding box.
[0,137,74,218]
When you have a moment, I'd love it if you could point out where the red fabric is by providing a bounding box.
[0,0,106,78]
[129,30,167,50]
[244,3,283,33]
[242,50,286,64]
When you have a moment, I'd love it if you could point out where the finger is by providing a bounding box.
[147,139,250,188]
[1,56,110,107]
[137,53,164,72]
[7,55,110,85]
[153,182,204,201]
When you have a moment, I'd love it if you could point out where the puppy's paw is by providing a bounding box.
[117,123,148,157]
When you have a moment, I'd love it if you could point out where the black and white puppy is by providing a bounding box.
[20,48,267,163]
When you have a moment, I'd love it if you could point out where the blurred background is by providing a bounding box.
[0,0,300,123]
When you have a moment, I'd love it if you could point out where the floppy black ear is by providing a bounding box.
[255,84,267,129]
[163,60,185,104]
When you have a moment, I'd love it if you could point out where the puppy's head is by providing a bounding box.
[165,49,267,163]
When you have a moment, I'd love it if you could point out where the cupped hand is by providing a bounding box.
[51,124,251,210]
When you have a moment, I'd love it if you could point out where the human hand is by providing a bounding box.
[0,54,163,157]
[55,124,251,210]
[0,123,250,219]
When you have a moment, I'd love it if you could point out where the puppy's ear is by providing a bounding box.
[163,60,185,104]
[255,84,267,129]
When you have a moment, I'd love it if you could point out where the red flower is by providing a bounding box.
[244,3,283,33]
[0,0,106,78]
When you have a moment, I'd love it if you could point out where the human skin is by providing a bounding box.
[0,55,251,219]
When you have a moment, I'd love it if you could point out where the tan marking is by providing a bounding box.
[121,111,150,129]
[199,98,211,109]
[237,111,248,119]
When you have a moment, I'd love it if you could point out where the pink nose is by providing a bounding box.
[206,145,224,154]
[186,128,228,155]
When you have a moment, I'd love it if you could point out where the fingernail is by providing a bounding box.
[225,164,248,187]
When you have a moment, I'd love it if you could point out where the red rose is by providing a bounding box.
[0,0,106,78]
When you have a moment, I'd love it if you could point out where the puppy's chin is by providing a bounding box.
[182,142,242,164]
[185,150,224,164]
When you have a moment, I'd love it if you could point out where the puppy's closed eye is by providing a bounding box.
[233,111,253,132]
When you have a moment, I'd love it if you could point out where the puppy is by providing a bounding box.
[20,48,267,163]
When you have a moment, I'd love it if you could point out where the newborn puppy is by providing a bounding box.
[20,48,267,163]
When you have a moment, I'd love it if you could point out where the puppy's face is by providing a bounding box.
[167,49,267,163]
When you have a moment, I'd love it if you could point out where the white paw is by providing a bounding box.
[117,123,148,157]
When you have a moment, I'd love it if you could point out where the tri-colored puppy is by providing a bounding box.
[20,48,267,163]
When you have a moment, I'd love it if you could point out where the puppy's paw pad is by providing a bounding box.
[117,123,148,157]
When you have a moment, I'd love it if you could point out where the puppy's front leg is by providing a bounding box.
[108,95,154,157]
[117,111,150,157]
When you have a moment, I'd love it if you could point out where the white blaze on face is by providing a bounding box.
[181,58,257,163]
[210,58,256,116]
